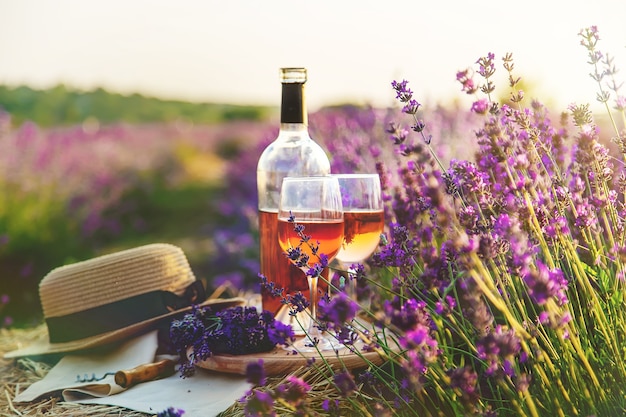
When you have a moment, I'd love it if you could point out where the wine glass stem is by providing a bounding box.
[307,275,318,335]
[347,267,357,299]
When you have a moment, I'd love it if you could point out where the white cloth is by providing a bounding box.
[14,331,250,416]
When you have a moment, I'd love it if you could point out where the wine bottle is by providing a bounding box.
[256,68,331,324]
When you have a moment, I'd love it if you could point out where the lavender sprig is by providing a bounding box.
[579,26,626,140]
[284,212,333,283]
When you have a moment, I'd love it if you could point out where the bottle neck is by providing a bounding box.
[280,82,307,125]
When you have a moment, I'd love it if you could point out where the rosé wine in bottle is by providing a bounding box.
[256,68,330,323]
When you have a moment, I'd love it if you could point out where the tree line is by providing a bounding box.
[0,84,274,127]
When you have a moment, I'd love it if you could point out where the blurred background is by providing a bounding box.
[0,0,624,326]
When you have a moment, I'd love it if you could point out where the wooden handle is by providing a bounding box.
[114,359,176,388]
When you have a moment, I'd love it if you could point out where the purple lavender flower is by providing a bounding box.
[274,376,310,406]
[305,253,328,278]
[259,273,284,299]
[333,371,357,396]
[169,306,207,353]
[448,366,479,402]
[317,292,358,330]
[402,99,421,115]
[387,122,409,145]
[245,360,266,386]
[434,295,456,316]
[286,247,309,269]
[402,350,427,390]
[476,52,496,77]
[456,69,477,94]
[371,224,417,275]
[449,159,493,207]
[268,320,295,347]
[322,398,341,415]
[492,213,534,275]
[391,80,413,103]
[471,99,490,115]
[284,292,310,315]
[476,325,521,376]
[388,303,441,391]
[382,297,431,332]
[157,407,185,417]
[457,277,494,335]
[523,261,569,305]
[458,205,480,233]
[243,390,275,417]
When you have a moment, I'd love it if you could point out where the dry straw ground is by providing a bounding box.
[0,326,152,417]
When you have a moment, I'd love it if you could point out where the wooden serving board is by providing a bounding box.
[194,345,388,376]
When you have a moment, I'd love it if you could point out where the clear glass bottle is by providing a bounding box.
[257,68,331,324]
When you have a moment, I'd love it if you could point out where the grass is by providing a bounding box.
[106,181,221,253]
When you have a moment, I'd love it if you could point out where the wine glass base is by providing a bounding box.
[286,332,346,353]
[274,304,311,336]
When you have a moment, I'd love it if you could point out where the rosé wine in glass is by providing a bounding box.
[278,176,344,352]
[331,174,384,298]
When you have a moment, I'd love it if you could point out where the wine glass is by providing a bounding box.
[331,174,384,299]
[278,175,344,351]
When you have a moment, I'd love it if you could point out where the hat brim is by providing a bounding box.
[4,297,246,359]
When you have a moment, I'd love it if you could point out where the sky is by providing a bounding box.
[0,0,625,113]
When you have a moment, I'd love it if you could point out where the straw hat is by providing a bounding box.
[4,243,244,358]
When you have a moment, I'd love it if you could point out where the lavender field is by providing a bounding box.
[0,114,272,325]
[1,96,618,328]
[0,102,482,327]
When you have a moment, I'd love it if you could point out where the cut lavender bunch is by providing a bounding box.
[170,305,295,377]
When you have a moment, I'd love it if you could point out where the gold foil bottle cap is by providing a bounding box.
[280,67,307,84]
